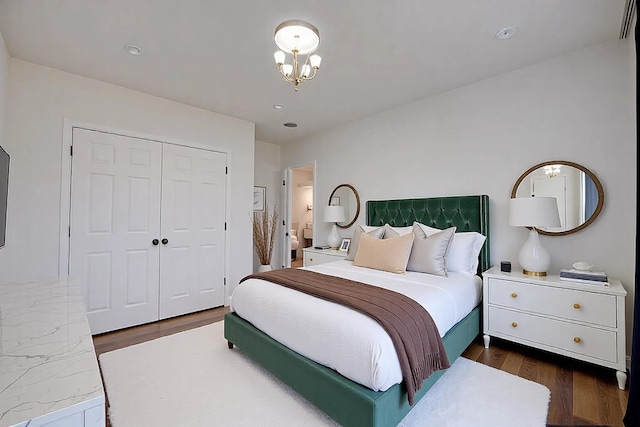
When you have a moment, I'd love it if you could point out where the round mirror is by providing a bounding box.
[511,160,604,236]
[328,184,360,229]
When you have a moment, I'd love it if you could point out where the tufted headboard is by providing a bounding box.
[366,195,490,276]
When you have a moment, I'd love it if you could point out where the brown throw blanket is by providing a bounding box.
[240,268,450,405]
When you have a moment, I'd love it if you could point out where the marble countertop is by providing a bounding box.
[0,277,104,426]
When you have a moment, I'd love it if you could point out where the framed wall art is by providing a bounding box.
[253,186,266,212]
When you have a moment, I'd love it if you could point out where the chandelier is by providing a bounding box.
[273,20,322,91]
[543,165,562,178]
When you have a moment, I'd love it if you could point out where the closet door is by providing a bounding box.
[159,144,226,319]
[69,129,162,334]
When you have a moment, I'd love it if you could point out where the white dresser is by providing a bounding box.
[303,247,346,266]
[0,278,105,427]
[482,266,627,389]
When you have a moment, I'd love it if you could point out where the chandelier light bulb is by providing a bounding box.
[309,54,321,68]
[274,50,285,65]
[543,165,562,178]
[281,63,293,77]
[301,64,311,78]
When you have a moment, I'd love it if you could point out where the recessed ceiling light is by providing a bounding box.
[495,27,518,40]
[124,44,144,56]
[283,122,298,128]
[273,104,284,110]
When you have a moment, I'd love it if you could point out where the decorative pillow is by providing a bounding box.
[446,232,487,274]
[353,232,415,274]
[414,221,441,236]
[406,224,456,276]
[346,225,385,261]
[383,224,414,238]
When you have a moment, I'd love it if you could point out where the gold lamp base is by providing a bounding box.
[523,269,547,277]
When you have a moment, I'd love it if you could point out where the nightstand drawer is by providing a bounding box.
[487,306,618,363]
[303,249,345,266]
[487,278,617,327]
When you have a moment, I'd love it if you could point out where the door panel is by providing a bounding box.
[70,128,162,334]
[159,144,226,319]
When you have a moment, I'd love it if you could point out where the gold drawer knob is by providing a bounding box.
[511,322,518,328]
[511,293,517,298]
[574,337,581,343]
[573,303,581,309]
[309,258,313,262]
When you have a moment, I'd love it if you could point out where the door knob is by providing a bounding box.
[161,238,168,245]
[152,239,159,245]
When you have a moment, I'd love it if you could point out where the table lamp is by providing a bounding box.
[323,205,345,249]
[508,197,561,276]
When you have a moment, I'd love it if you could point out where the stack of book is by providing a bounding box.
[559,269,609,286]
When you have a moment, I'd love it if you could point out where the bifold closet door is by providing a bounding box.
[69,128,162,334]
[159,144,226,319]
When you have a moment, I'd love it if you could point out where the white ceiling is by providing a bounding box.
[0,0,631,145]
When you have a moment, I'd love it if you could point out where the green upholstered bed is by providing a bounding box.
[224,195,490,427]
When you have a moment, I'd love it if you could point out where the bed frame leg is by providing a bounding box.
[227,341,234,349]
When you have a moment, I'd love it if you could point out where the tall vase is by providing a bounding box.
[258,264,272,273]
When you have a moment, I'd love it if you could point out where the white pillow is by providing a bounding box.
[383,224,414,238]
[447,232,487,274]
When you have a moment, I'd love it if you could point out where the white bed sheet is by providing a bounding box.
[230,260,482,392]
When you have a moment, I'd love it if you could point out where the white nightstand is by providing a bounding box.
[303,247,346,266]
[482,266,627,389]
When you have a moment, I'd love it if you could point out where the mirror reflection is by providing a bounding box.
[511,161,604,236]
[328,184,360,229]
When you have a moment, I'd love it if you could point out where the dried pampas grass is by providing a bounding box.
[252,204,279,265]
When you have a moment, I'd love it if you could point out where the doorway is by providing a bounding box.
[283,164,314,268]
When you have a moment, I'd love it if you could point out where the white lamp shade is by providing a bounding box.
[281,63,293,77]
[508,197,561,229]
[273,50,285,65]
[323,205,345,223]
[309,54,322,68]
[509,197,559,276]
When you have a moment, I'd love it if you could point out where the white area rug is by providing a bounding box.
[99,321,550,427]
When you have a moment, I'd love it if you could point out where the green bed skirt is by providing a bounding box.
[223,305,481,427]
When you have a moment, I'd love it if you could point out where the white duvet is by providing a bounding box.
[230,260,482,392]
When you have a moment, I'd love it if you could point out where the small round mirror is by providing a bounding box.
[511,160,604,236]
[328,184,360,229]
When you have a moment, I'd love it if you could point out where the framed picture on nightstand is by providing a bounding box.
[339,238,351,252]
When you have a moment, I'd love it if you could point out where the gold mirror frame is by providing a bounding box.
[328,184,361,229]
[511,160,604,236]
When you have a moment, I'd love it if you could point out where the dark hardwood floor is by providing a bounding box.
[462,340,628,426]
[93,307,628,426]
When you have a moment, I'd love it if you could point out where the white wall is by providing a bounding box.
[0,32,7,147]
[0,59,255,303]
[281,38,636,349]
[253,140,281,271]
